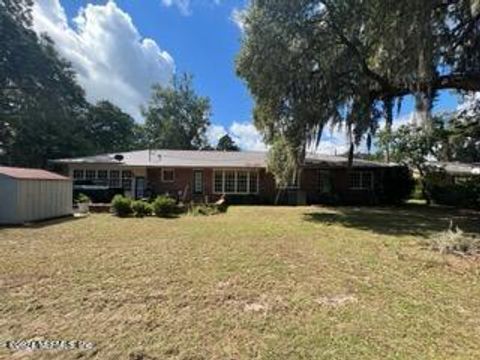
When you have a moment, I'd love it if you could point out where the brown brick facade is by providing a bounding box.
[146,166,390,205]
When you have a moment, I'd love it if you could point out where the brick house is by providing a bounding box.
[50,149,403,205]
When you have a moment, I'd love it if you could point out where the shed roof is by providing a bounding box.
[0,166,69,180]
[51,150,393,169]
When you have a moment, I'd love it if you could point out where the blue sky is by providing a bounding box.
[60,0,253,125]
[32,0,461,153]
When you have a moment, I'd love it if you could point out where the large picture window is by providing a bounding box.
[349,171,374,190]
[213,170,259,194]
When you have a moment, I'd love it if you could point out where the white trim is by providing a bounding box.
[161,168,175,183]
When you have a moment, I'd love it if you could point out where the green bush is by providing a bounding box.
[76,193,91,204]
[111,195,133,217]
[153,196,177,217]
[427,174,480,210]
[131,200,152,218]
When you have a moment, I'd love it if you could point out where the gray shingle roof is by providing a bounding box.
[427,161,480,176]
[51,150,393,169]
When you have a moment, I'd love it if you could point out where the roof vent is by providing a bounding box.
[114,154,124,162]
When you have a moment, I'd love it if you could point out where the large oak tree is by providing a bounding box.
[237,0,480,165]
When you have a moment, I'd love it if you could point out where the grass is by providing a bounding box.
[1,205,480,359]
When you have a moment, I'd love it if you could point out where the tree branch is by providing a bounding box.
[372,72,480,100]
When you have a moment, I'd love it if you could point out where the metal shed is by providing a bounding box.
[0,166,73,225]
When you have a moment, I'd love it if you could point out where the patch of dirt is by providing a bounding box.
[244,302,268,312]
[314,294,358,307]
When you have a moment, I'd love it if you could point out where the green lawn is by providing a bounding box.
[1,205,480,359]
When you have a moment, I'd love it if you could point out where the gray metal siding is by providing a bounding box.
[0,178,72,224]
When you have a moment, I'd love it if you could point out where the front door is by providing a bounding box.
[193,171,204,195]
[135,177,145,199]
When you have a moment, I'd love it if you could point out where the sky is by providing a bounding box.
[32,0,461,153]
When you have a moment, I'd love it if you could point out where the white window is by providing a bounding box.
[97,170,108,185]
[73,170,84,180]
[349,171,373,190]
[194,171,203,194]
[214,171,224,193]
[110,170,120,188]
[213,170,259,195]
[162,168,175,183]
[122,170,133,190]
[98,170,108,180]
[224,171,236,193]
[237,171,248,193]
[85,170,96,181]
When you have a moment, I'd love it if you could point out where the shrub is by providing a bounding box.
[131,200,152,218]
[428,177,480,210]
[153,196,177,217]
[76,193,91,204]
[429,224,480,256]
[111,195,133,217]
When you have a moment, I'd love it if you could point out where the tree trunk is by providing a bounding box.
[417,165,431,205]
[348,142,354,167]
[274,188,283,205]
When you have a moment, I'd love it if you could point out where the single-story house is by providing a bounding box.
[426,161,480,184]
[0,166,73,225]
[50,150,405,205]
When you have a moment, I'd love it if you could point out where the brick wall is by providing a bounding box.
[146,166,388,205]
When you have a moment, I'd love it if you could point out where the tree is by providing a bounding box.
[86,101,138,154]
[236,0,480,165]
[0,0,91,167]
[143,74,211,150]
[267,136,299,204]
[376,124,440,203]
[448,97,480,162]
[216,134,240,151]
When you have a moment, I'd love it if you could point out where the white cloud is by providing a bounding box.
[458,92,480,113]
[206,124,227,146]
[230,122,267,151]
[207,122,266,151]
[161,0,221,16]
[161,0,191,15]
[230,8,247,32]
[208,121,350,154]
[208,113,416,154]
[33,0,175,121]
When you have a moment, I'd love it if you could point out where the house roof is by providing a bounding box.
[427,161,480,176]
[50,150,393,169]
[0,166,70,181]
